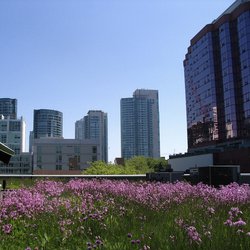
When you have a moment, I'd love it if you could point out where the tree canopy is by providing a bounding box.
[82,156,168,175]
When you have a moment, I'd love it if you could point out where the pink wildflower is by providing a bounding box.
[207,207,215,215]
[224,219,233,226]
[233,218,246,227]
[2,224,12,234]
[186,226,202,244]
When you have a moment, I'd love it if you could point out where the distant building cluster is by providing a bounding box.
[0,89,161,174]
[3,0,250,174]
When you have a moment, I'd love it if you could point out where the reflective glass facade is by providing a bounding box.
[121,98,136,159]
[33,109,63,139]
[184,0,250,151]
[121,89,160,159]
[0,98,17,119]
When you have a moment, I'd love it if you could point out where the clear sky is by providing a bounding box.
[0,0,234,162]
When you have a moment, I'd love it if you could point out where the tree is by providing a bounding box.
[125,156,150,173]
[82,156,168,175]
[83,161,121,175]
[150,158,169,172]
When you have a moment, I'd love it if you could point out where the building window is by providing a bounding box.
[56,165,62,170]
[226,114,231,123]
[37,146,42,154]
[74,146,80,154]
[56,155,62,163]
[92,146,97,154]
[246,93,250,102]
[0,134,7,143]
[56,146,62,154]
[0,123,7,131]
[9,121,21,131]
[225,98,230,107]
[37,155,42,163]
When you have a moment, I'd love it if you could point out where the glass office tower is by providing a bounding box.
[0,98,17,119]
[121,89,160,159]
[33,109,63,139]
[184,0,250,152]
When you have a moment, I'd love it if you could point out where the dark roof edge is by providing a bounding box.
[188,2,250,47]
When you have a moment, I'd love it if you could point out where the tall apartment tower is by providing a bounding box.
[0,99,32,174]
[184,0,250,153]
[75,110,108,162]
[33,109,63,139]
[121,89,160,159]
[0,98,17,119]
[0,115,26,154]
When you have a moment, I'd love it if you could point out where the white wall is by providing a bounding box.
[168,153,214,171]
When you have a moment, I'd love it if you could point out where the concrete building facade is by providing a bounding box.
[0,111,32,174]
[75,110,108,162]
[0,115,26,154]
[32,138,100,172]
[0,153,32,174]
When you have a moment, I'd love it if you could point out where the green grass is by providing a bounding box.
[1,179,250,250]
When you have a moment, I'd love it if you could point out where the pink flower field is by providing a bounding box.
[1,179,250,249]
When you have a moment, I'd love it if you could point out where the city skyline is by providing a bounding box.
[0,0,234,161]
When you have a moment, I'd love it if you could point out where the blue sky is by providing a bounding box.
[0,0,234,161]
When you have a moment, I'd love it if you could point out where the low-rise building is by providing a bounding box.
[0,115,32,173]
[32,138,100,173]
[0,152,32,174]
[169,153,214,172]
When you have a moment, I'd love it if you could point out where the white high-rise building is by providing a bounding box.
[0,115,26,154]
[0,114,32,174]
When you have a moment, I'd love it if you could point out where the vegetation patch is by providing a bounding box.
[1,179,250,249]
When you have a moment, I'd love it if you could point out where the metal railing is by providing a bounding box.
[0,174,147,192]
[0,174,146,179]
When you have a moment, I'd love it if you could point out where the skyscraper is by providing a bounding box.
[0,98,32,174]
[121,89,160,159]
[0,98,17,119]
[184,0,250,152]
[0,115,26,154]
[75,110,108,162]
[33,109,63,139]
